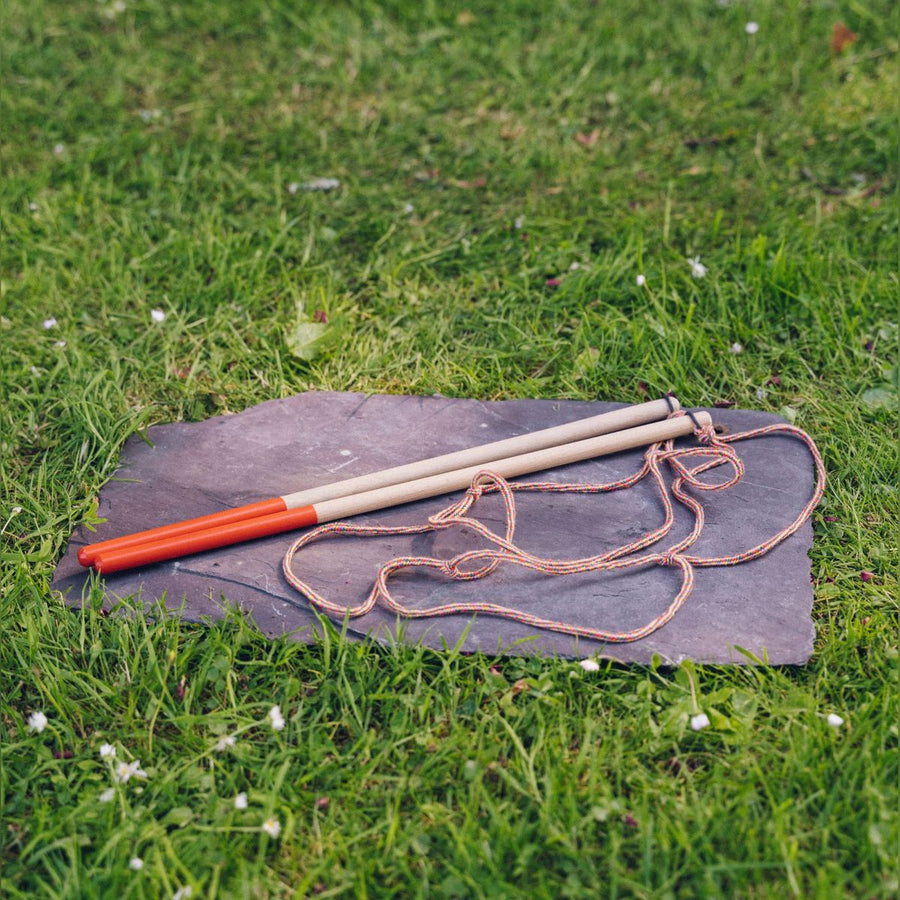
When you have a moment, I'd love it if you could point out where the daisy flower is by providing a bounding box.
[579,659,600,673]
[688,257,708,279]
[729,342,743,354]
[27,711,48,733]
[43,318,57,329]
[636,274,646,287]
[99,743,116,758]
[690,712,710,731]
[268,705,285,731]
[827,713,844,728]
[129,857,144,871]
[261,817,281,838]
[214,735,237,752]
[113,759,148,783]
[150,309,166,323]
[234,792,248,810]
[745,22,759,35]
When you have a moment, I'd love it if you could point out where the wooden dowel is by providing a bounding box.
[78,396,679,566]
[91,411,709,574]
[278,396,679,509]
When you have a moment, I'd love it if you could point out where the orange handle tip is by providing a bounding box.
[92,504,319,574]
[78,497,289,567]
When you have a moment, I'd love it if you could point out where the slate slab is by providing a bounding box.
[52,392,818,664]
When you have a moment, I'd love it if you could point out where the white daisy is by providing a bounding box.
[27,711,48,733]
[745,22,759,35]
[234,792,248,810]
[514,216,524,230]
[579,659,600,673]
[636,274,646,287]
[826,713,844,728]
[690,712,710,731]
[403,203,414,214]
[150,309,166,323]
[214,735,236,752]
[261,817,281,838]
[129,857,144,871]
[729,342,743,354]
[100,743,116,758]
[268,705,285,731]
[42,318,57,329]
[113,759,148,783]
[688,257,708,279]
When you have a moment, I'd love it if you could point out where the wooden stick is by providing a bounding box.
[90,411,709,574]
[78,396,679,566]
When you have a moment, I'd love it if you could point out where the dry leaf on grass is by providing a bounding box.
[450,176,487,189]
[831,23,858,55]
[575,129,601,149]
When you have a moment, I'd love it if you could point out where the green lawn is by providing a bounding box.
[1,1,897,896]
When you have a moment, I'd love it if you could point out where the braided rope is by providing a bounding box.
[282,412,826,643]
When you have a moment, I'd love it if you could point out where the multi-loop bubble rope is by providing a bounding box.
[282,411,826,642]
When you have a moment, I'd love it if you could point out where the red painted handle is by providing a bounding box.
[78,497,288,566]
[91,504,319,573]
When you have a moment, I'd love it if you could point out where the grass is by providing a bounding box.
[1,0,898,896]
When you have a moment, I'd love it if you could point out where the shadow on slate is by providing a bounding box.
[52,392,817,664]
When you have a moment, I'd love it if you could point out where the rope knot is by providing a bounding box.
[441,551,499,581]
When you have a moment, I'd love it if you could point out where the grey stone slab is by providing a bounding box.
[52,392,818,664]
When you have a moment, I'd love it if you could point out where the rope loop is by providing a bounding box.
[282,416,826,643]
